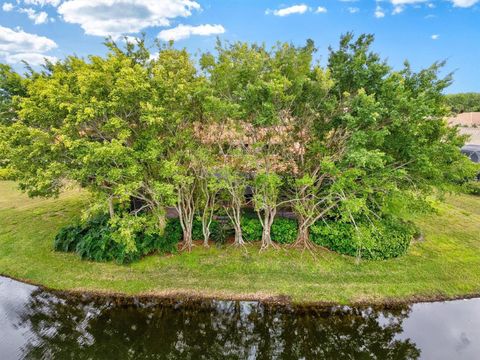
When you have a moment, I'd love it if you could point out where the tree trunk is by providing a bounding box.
[260,208,277,250]
[292,216,315,250]
[177,188,195,252]
[182,222,194,251]
[233,223,244,246]
[232,203,245,246]
[108,196,115,219]
[201,194,214,248]
[202,222,210,247]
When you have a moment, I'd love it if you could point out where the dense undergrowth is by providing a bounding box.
[54,211,417,263]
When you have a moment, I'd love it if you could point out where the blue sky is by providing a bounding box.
[0,0,479,93]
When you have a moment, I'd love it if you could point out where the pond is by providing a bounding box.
[1,276,480,359]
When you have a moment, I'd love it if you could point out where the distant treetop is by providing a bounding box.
[446,93,480,114]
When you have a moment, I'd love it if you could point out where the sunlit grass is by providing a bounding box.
[1,180,479,304]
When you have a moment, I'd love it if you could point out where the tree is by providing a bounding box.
[1,33,475,256]
[446,92,480,114]
[0,64,26,125]
[217,164,248,246]
[0,38,203,252]
[196,151,221,247]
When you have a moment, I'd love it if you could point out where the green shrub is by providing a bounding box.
[240,215,298,244]
[191,217,221,241]
[310,221,356,255]
[271,218,297,244]
[54,214,181,264]
[363,217,416,260]
[210,220,232,245]
[241,216,263,242]
[0,168,14,180]
[310,217,415,260]
[54,225,84,252]
[465,180,480,196]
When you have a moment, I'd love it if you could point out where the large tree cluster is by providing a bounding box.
[0,34,474,252]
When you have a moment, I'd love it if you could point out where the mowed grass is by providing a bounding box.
[1,180,479,305]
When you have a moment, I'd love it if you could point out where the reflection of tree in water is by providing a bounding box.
[17,288,420,359]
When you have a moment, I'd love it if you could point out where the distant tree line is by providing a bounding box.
[446,92,480,114]
[0,34,476,257]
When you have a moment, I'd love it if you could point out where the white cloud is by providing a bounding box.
[347,7,359,13]
[57,0,201,37]
[4,52,57,65]
[431,34,439,40]
[391,0,426,4]
[427,3,435,8]
[23,0,61,6]
[267,4,309,16]
[0,25,57,53]
[2,2,14,11]
[451,0,479,6]
[158,24,225,41]
[0,25,57,65]
[392,5,404,14]
[19,7,49,24]
[315,6,327,13]
[375,6,385,17]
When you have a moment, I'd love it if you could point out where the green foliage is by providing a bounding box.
[241,215,298,244]
[209,221,232,245]
[271,218,298,244]
[192,217,221,241]
[2,33,476,260]
[54,214,180,264]
[0,64,26,125]
[464,181,480,196]
[310,222,356,255]
[241,216,263,242]
[310,217,416,260]
[446,93,480,114]
[0,167,14,180]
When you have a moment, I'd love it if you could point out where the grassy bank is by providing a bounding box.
[1,180,480,305]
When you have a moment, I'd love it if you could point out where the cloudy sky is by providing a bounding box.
[0,0,479,93]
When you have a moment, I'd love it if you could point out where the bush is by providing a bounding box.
[465,180,480,196]
[310,221,355,255]
[54,214,181,264]
[310,217,415,260]
[210,220,232,245]
[241,216,263,242]
[0,168,14,180]
[240,215,298,244]
[271,218,297,244]
[192,217,221,241]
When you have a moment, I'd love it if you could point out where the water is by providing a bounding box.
[1,276,480,359]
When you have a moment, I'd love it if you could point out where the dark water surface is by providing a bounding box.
[1,276,480,359]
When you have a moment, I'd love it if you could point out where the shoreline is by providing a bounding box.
[2,272,480,309]
[1,181,480,308]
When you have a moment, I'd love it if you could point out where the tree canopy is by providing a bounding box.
[0,34,476,254]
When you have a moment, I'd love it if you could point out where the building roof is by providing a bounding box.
[449,112,480,145]
[449,112,480,127]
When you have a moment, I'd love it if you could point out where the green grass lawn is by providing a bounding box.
[1,180,479,305]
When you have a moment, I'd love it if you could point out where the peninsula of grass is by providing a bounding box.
[1,180,479,305]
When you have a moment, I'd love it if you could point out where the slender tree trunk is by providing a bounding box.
[201,191,215,247]
[182,221,194,251]
[260,208,277,250]
[108,196,115,219]
[231,202,245,246]
[202,222,211,247]
[177,187,195,251]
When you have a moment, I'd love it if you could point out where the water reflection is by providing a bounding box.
[1,277,480,359]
